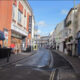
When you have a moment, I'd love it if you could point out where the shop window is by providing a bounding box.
[18,10,22,24]
[24,16,26,28]
[4,29,8,47]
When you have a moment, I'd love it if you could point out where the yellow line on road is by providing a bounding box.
[49,70,55,80]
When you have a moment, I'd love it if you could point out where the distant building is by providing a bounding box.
[39,36,49,48]
[54,21,65,51]
[49,31,54,48]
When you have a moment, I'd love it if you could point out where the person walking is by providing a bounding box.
[10,43,15,54]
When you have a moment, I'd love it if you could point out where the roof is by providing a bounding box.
[65,8,74,22]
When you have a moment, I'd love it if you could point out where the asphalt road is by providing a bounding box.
[0,48,76,80]
[0,48,52,80]
[15,48,52,68]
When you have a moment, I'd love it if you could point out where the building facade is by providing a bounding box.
[39,36,49,48]
[0,0,35,53]
[54,21,65,52]
[49,31,54,48]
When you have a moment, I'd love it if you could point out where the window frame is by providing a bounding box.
[12,5,16,19]
[18,10,22,24]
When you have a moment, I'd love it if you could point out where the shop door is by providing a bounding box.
[78,39,80,56]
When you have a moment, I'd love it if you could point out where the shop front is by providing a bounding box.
[11,32,22,53]
[11,24,28,53]
[21,37,26,51]
[77,31,80,56]
[0,30,5,47]
[66,36,73,56]
[3,29,8,47]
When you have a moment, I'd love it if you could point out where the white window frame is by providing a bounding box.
[12,5,16,19]
[24,16,26,28]
[18,10,22,24]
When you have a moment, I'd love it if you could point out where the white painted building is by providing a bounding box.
[31,16,35,47]
[54,21,65,52]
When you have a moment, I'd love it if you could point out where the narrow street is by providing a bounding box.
[0,48,52,80]
[0,48,78,80]
[15,48,52,68]
[0,1,80,80]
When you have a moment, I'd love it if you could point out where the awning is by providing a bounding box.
[66,42,72,45]
[0,31,5,40]
[66,40,77,45]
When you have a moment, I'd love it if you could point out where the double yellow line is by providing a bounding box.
[49,70,56,80]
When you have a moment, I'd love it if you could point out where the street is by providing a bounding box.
[0,48,52,80]
[0,48,78,80]
[15,48,52,68]
[0,1,80,80]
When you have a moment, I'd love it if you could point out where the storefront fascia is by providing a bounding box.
[11,24,28,52]
[11,24,28,37]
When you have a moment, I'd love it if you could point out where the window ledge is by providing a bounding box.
[17,22,22,27]
[12,19,16,23]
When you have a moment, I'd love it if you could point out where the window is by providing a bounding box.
[12,5,16,19]
[24,17,26,28]
[18,10,22,23]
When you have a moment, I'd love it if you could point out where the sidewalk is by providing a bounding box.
[0,51,36,67]
[52,50,80,78]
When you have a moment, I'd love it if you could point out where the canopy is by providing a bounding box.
[0,31,5,40]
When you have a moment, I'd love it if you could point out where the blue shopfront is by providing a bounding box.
[77,31,80,56]
[0,30,5,40]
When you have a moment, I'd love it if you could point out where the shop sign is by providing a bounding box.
[12,33,22,39]
[11,24,28,36]
[4,29,8,47]
[4,30,8,39]
[29,16,32,33]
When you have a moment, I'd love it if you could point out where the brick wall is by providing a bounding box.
[0,1,13,47]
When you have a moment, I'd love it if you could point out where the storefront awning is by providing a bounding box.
[0,31,5,40]
[66,40,77,45]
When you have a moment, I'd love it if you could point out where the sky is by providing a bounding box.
[28,0,80,36]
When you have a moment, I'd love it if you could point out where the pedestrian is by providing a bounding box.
[67,46,72,56]
[10,43,15,54]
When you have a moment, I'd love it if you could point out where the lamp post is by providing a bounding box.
[73,0,77,56]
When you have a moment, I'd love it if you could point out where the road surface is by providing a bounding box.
[15,48,53,68]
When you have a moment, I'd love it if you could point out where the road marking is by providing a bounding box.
[49,70,55,80]
[16,64,23,66]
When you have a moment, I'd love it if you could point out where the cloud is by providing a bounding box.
[36,21,46,27]
[61,9,69,15]
[37,30,41,34]
[40,32,49,36]
[37,30,48,36]
[36,20,56,28]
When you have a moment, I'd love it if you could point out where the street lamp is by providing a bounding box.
[73,0,77,56]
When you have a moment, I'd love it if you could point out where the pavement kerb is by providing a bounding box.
[0,51,37,67]
[49,50,54,68]
[51,50,74,68]
[52,50,73,64]
[51,50,80,78]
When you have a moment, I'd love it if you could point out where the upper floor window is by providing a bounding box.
[12,5,16,19]
[24,17,26,28]
[18,10,22,24]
